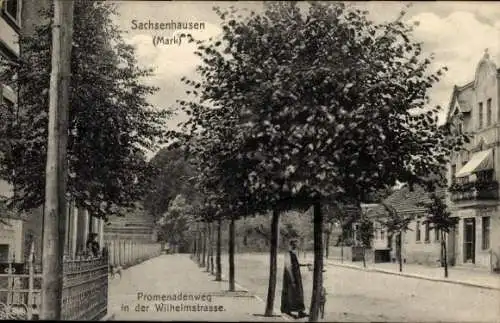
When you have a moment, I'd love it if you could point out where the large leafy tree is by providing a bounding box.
[157,194,198,251]
[171,1,467,320]
[0,1,169,219]
[144,147,197,220]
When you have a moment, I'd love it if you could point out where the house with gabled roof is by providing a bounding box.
[384,186,448,266]
[355,187,446,266]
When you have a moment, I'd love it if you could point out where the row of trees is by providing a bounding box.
[159,2,468,321]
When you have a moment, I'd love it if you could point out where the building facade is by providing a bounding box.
[0,0,25,264]
[361,197,443,266]
[447,50,500,270]
[0,0,107,265]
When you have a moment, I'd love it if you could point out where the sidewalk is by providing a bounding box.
[107,254,287,321]
[324,258,500,290]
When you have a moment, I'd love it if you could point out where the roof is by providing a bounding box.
[361,203,387,219]
[446,82,474,121]
[382,185,446,216]
[446,49,499,122]
[456,86,473,113]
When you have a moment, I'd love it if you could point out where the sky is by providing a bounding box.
[111,1,500,158]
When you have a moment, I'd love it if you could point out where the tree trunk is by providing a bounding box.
[210,222,215,275]
[216,218,222,281]
[340,226,344,263]
[206,223,211,272]
[397,232,403,272]
[265,209,280,317]
[309,201,324,322]
[192,235,197,259]
[325,223,333,259]
[228,217,236,291]
[362,245,366,268]
[196,223,202,264]
[201,226,206,268]
[442,232,448,278]
[40,1,74,319]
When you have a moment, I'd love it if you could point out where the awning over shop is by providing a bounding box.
[456,148,493,178]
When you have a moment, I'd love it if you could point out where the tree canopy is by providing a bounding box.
[170,1,466,223]
[0,0,170,219]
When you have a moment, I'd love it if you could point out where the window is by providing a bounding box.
[482,216,490,250]
[487,99,492,126]
[416,221,421,242]
[435,227,440,241]
[479,102,483,129]
[451,165,456,184]
[461,151,469,167]
[380,230,385,241]
[424,222,430,242]
[477,169,494,182]
[2,0,20,27]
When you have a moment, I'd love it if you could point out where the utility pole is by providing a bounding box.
[40,0,74,319]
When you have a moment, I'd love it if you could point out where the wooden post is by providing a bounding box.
[131,241,134,264]
[40,0,74,319]
[118,240,122,266]
[82,210,89,251]
[28,242,34,320]
[8,258,12,305]
[112,240,117,266]
[70,204,77,258]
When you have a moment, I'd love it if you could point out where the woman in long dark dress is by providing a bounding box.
[281,239,309,318]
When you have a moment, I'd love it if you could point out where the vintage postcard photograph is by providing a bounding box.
[0,0,499,321]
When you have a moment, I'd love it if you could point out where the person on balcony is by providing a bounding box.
[86,233,100,258]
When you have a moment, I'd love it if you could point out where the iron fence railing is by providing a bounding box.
[0,243,108,320]
[0,240,161,320]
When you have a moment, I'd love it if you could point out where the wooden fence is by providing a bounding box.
[105,240,162,268]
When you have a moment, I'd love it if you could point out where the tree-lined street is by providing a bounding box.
[1,0,499,321]
[107,254,500,322]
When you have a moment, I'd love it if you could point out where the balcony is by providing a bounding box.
[449,180,499,202]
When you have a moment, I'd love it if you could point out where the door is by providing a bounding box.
[447,224,457,266]
[0,244,9,262]
[463,218,476,264]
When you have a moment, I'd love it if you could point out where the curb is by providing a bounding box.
[327,261,500,291]
[100,313,116,321]
[193,259,290,321]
